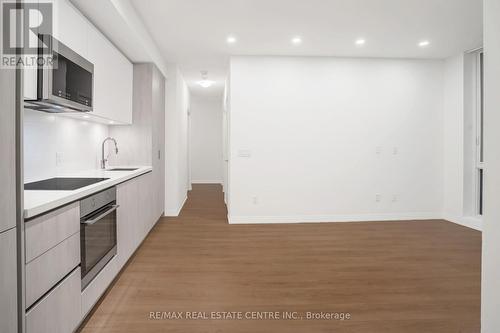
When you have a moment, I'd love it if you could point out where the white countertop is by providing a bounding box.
[24,166,152,219]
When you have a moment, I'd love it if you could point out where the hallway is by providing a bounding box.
[78,184,481,333]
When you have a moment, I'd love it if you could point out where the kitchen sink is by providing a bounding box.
[107,168,139,171]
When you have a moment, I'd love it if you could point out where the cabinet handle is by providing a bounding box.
[81,205,119,225]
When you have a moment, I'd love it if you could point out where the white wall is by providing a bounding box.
[482,0,500,331]
[228,56,444,223]
[164,63,190,216]
[443,55,464,221]
[190,95,223,183]
[24,110,109,183]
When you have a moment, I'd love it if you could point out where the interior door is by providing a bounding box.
[152,64,165,219]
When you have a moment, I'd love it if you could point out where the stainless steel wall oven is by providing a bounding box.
[80,187,118,290]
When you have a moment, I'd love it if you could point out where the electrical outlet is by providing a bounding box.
[392,194,398,202]
[376,146,382,155]
[375,194,381,202]
[252,196,258,205]
[393,147,399,155]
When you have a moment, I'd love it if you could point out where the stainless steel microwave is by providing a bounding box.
[24,35,94,113]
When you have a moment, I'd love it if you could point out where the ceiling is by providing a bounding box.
[129,0,483,97]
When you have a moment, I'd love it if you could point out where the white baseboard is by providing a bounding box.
[228,212,441,224]
[191,180,223,184]
[164,194,188,217]
[443,214,482,231]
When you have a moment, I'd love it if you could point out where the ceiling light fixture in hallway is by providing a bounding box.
[197,70,216,88]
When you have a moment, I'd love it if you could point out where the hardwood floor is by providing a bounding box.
[78,184,481,333]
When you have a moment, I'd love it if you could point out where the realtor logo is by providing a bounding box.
[1,1,53,68]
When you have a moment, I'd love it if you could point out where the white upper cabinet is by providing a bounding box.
[23,0,133,124]
[51,0,89,58]
[87,26,133,124]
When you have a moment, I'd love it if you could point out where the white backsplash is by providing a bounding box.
[24,109,109,183]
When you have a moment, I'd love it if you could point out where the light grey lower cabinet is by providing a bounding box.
[81,257,117,318]
[116,176,139,270]
[138,172,155,241]
[25,202,80,263]
[24,202,81,332]
[0,228,18,333]
[26,267,81,333]
[25,232,80,308]
[82,172,157,319]
[116,172,155,271]
[23,172,160,331]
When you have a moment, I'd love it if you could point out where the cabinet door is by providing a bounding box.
[25,233,80,308]
[80,258,117,318]
[116,173,154,269]
[87,25,133,124]
[0,55,16,233]
[26,267,80,333]
[51,0,89,58]
[116,177,139,270]
[22,0,40,100]
[138,172,154,235]
[0,229,18,333]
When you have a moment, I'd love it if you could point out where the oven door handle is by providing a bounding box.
[81,204,119,225]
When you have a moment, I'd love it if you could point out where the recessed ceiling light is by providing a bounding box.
[418,40,430,47]
[291,36,302,45]
[226,35,237,44]
[83,115,90,119]
[197,80,216,88]
[355,38,366,46]
[109,120,114,124]
[197,70,215,88]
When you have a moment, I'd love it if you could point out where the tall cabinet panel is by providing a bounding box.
[110,63,166,222]
[0,68,16,233]
[0,66,18,332]
[0,229,18,333]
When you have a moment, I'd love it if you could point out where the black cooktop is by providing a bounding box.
[25,177,109,191]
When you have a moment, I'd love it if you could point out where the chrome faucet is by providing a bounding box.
[101,137,119,169]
